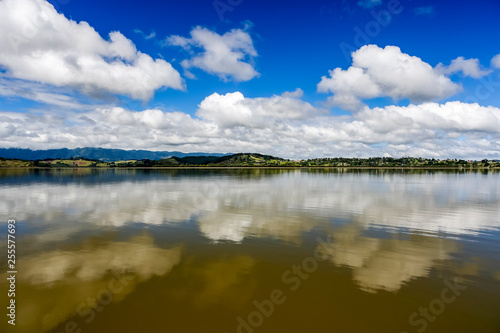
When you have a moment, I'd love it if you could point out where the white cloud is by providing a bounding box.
[360,101,500,134]
[318,45,461,110]
[133,29,156,40]
[166,26,259,82]
[357,0,382,9]
[492,54,500,69]
[0,0,184,101]
[0,77,87,109]
[317,67,381,110]
[196,89,322,128]
[436,56,492,78]
[1,89,500,160]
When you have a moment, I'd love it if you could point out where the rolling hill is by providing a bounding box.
[0,147,228,162]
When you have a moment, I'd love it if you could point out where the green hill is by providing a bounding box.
[1,153,498,168]
[207,153,286,166]
[0,147,228,162]
[154,154,285,166]
[174,156,222,165]
[0,157,34,168]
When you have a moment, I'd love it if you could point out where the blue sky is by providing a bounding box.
[0,0,499,158]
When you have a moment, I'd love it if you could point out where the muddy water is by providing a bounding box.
[1,168,499,333]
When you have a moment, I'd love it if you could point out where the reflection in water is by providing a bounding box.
[199,213,254,242]
[1,170,499,240]
[320,224,458,292]
[2,170,499,250]
[174,255,257,308]
[2,234,181,333]
[20,234,181,284]
[0,169,499,332]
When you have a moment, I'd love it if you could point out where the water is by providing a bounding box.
[1,168,500,333]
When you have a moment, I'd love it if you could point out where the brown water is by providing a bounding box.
[1,169,500,333]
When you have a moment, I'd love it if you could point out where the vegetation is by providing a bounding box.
[0,147,226,161]
[295,157,499,168]
[0,154,499,169]
[0,157,34,168]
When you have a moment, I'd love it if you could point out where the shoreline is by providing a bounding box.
[0,166,498,170]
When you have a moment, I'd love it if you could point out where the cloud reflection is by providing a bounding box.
[1,170,499,297]
[3,234,181,332]
[319,224,458,292]
[2,171,499,244]
[172,255,258,308]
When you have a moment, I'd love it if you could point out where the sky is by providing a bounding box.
[0,0,499,159]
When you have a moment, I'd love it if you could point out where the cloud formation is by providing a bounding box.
[492,54,500,69]
[0,0,184,100]
[0,77,86,109]
[133,29,157,40]
[318,45,461,110]
[1,89,500,159]
[166,26,259,81]
[436,57,492,78]
[197,88,322,128]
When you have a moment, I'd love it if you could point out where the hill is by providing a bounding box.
[0,157,34,168]
[155,153,285,166]
[0,147,228,162]
[208,153,286,166]
[0,153,498,169]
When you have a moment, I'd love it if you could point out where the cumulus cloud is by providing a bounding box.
[318,45,461,110]
[436,57,492,78]
[1,89,500,159]
[360,101,500,134]
[0,107,216,151]
[166,26,259,82]
[357,0,382,9]
[492,54,500,69]
[0,0,184,100]
[317,66,381,110]
[196,89,323,128]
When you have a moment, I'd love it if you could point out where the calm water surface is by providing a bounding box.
[1,169,500,333]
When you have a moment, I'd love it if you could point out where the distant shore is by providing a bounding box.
[1,166,498,171]
[1,153,499,169]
